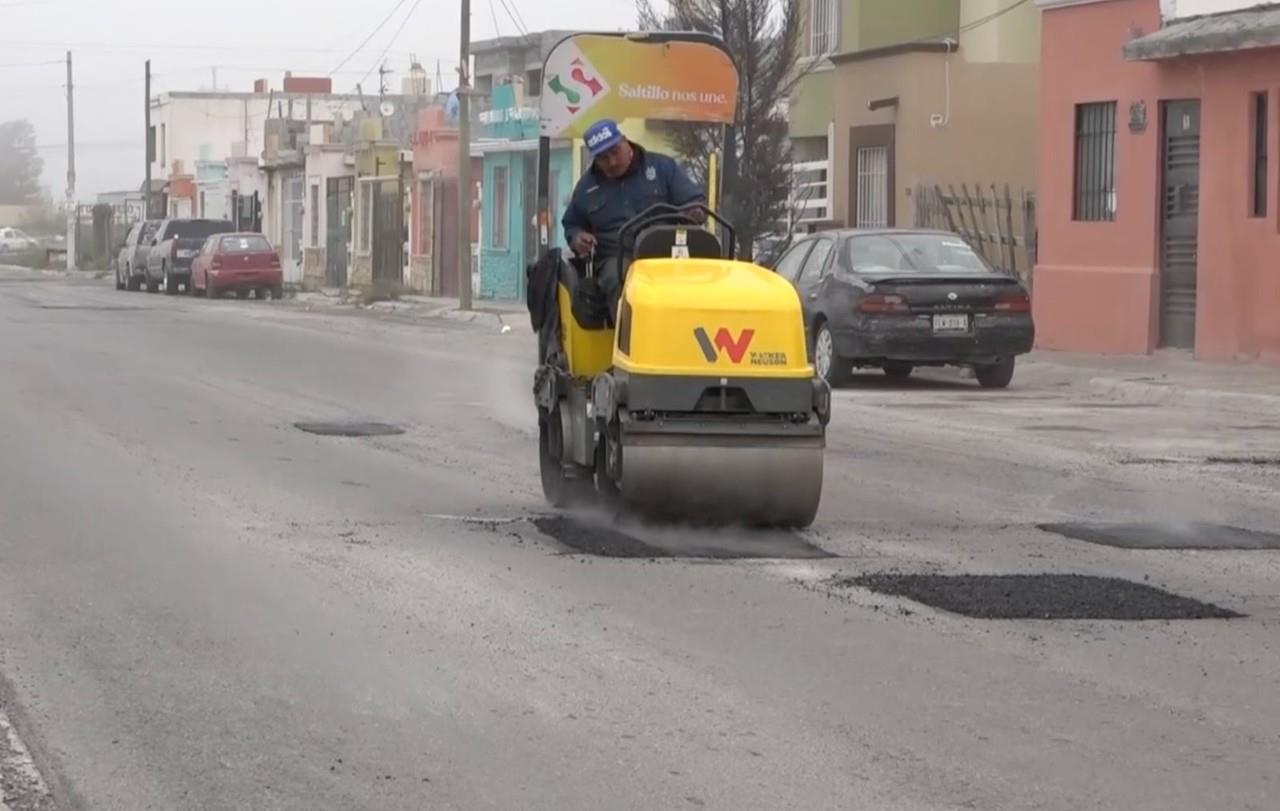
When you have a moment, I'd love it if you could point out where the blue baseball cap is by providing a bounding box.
[584,119,624,157]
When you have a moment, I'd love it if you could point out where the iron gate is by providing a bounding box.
[370,177,404,285]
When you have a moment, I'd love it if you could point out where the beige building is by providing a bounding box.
[828,0,1040,230]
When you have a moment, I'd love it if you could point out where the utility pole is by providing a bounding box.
[145,59,152,221]
[457,0,472,310]
[65,50,76,272]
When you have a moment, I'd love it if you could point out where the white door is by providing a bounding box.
[283,175,305,283]
[855,146,889,229]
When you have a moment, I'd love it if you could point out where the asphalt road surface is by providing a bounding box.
[2,270,1278,810]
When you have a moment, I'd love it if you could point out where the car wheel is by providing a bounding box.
[270,284,283,301]
[163,265,178,295]
[812,321,851,386]
[974,357,1016,389]
[883,363,914,381]
[146,271,160,293]
[126,266,140,291]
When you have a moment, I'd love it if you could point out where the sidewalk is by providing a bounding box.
[290,289,527,331]
[1027,349,1280,416]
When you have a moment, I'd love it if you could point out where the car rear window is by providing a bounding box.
[219,235,272,253]
[168,220,234,240]
[844,234,994,274]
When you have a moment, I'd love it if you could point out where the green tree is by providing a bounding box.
[0,119,45,205]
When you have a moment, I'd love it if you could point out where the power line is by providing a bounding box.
[0,39,419,58]
[329,0,413,76]
[495,0,531,39]
[356,0,426,89]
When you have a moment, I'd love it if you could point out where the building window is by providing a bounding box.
[809,0,836,58]
[199,190,206,218]
[1252,91,1268,218]
[492,165,508,249]
[526,69,542,97]
[1073,101,1117,222]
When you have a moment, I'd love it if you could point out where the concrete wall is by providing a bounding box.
[831,48,1039,227]
[149,92,371,183]
[960,0,1041,63]
[1162,0,1258,20]
[1035,0,1280,362]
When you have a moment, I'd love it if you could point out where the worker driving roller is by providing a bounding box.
[561,119,708,316]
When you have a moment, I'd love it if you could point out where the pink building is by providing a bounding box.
[410,107,481,297]
[1034,0,1280,363]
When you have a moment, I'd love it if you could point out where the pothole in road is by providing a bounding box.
[1118,455,1280,467]
[839,573,1242,620]
[1038,521,1280,550]
[531,515,833,559]
[294,421,405,437]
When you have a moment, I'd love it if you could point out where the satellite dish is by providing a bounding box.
[380,100,396,117]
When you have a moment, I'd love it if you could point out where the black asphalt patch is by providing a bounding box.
[840,573,1242,620]
[1039,521,1280,550]
[293,421,405,437]
[531,515,832,559]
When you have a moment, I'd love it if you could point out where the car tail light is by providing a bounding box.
[211,256,224,270]
[858,293,910,314]
[994,289,1031,313]
[170,241,178,258]
[269,253,281,268]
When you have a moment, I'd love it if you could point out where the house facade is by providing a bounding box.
[790,0,967,226]
[830,1,1040,236]
[1034,0,1280,362]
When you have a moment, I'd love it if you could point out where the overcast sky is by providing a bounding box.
[1,0,638,199]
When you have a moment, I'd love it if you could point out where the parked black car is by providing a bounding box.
[143,218,235,295]
[772,228,1035,388]
[116,219,161,291]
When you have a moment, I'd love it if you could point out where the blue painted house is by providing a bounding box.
[476,81,574,301]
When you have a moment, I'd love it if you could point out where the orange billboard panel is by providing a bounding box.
[539,33,740,139]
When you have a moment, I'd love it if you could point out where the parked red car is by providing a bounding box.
[189,233,283,299]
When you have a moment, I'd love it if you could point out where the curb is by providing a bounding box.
[288,294,515,330]
[1086,376,1280,415]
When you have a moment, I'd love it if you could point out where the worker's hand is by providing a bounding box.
[571,231,597,256]
[686,206,708,225]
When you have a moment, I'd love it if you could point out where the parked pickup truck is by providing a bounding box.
[144,218,234,295]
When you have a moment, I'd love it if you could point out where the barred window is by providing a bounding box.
[1073,102,1117,221]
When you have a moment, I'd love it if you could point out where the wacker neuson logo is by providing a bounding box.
[693,327,754,364]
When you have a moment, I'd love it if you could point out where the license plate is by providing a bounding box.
[933,314,969,332]
[178,250,196,258]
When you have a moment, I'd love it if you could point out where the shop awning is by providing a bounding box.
[1125,5,1280,61]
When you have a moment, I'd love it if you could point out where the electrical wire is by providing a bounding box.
[328,0,412,76]
[354,0,425,89]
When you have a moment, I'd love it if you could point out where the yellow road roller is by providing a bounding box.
[525,31,830,527]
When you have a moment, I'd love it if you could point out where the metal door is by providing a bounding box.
[1159,100,1201,350]
[433,178,460,297]
[371,177,405,285]
[325,177,352,287]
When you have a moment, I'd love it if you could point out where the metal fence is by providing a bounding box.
[913,183,1037,287]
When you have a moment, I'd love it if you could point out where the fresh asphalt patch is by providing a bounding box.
[293,421,405,438]
[837,573,1242,620]
[1039,521,1280,550]
[530,515,833,559]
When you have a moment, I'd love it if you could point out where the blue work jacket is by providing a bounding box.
[561,142,706,258]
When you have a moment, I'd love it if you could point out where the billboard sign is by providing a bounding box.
[539,33,739,139]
